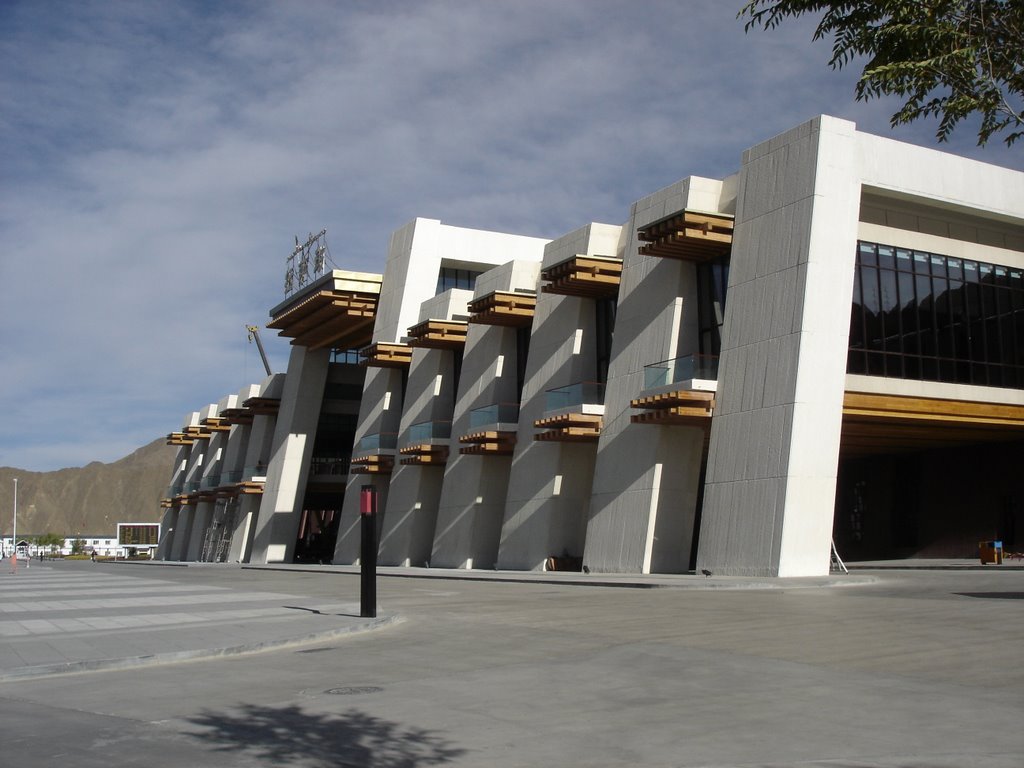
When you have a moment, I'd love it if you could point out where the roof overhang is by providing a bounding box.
[267,270,383,350]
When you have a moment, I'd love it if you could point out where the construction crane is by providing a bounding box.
[246,325,273,376]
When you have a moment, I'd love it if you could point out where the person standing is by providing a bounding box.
[9,551,17,574]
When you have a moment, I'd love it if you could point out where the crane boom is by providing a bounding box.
[246,325,273,376]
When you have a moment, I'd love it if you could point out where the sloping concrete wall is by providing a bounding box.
[697,116,861,577]
[586,178,734,574]
[498,224,621,570]
[432,261,541,568]
[250,345,330,564]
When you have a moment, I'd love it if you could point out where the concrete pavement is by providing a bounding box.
[0,559,1021,767]
[0,559,872,681]
[0,560,397,680]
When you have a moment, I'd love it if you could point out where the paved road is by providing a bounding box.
[0,561,393,679]
[1,560,1021,767]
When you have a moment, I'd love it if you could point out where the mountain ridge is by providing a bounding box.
[0,438,176,538]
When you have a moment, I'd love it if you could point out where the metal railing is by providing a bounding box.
[310,457,351,476]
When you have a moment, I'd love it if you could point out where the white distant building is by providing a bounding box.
[158,116,1024,576]
[1,535,121,557]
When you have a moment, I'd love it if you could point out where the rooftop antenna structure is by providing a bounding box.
[284,229,332,297]
[246,325,273,376]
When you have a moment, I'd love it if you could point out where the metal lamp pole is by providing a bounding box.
[12,478,16,556]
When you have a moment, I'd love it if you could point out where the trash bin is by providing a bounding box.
[979,540,1004,565]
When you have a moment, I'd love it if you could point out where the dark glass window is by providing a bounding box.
[312,412,358,464]
[849,240,1024,388]
[595,296,617,384]
[435,267,483,294]
[323,382,364,401]
[849,265,865,373]
[330,348,360,364]
[515,325,530,400]
[451,349,464,408]
[697,256,730,357]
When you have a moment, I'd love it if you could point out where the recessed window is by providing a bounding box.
[697,256,729,357]
[436,267,483,294]
[849,241,1023,388]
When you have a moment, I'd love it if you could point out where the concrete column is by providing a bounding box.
[249,345,330,564]
[170,505,194,560]
[377,344,459,566]
[185,500,214,560]
[227,493,259,563]
[498,225,618,570]
[432,323,523,569]
[586,179,730,573]
[231,376,281,562]
[156,507,178,560]
[335,365,404,564]
[697,116,861,577]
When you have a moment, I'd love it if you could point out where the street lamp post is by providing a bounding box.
[12,478,17,557]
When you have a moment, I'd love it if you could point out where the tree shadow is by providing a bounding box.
[185,702,465,767]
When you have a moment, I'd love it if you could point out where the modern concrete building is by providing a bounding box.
[159,116,1024,576]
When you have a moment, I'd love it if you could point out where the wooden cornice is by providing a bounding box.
[459,429,517,455]
[637,210,733,262]
[407,319,469,349]
[533,412,603,442]
[630,389,715,427]
[468,290,537,327]
[360,341,413,368]
[398,443,450,466]
[350,454,395,475]
[540,255,622,299]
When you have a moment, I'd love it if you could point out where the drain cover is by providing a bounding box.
[325,686,383,696]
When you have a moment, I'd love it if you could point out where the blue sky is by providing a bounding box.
[1,0,1020,472]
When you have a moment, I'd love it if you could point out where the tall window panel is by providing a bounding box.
[849,241,1024,388]
[697,256,730,357]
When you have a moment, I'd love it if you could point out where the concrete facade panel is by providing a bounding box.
[250,345,330,564]
[699,116,860,577]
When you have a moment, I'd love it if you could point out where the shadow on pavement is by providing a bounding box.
[185,703,465,767]
[955,592,1024,600]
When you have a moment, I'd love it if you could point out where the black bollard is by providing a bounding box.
[359,485,378,618]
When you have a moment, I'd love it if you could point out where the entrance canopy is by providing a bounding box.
[841,391,1024,457]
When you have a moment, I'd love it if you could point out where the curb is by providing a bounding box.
[240,564,879,590]
[0,614,403,683]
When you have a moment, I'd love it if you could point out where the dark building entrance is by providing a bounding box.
[294,492,344,564]
[834,439,1022,561]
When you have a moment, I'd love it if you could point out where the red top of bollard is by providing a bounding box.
[360,485,377,515]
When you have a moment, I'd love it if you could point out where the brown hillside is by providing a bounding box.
[0,438,176,538]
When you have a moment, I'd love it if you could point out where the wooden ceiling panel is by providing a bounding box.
[840,391,1024,457]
